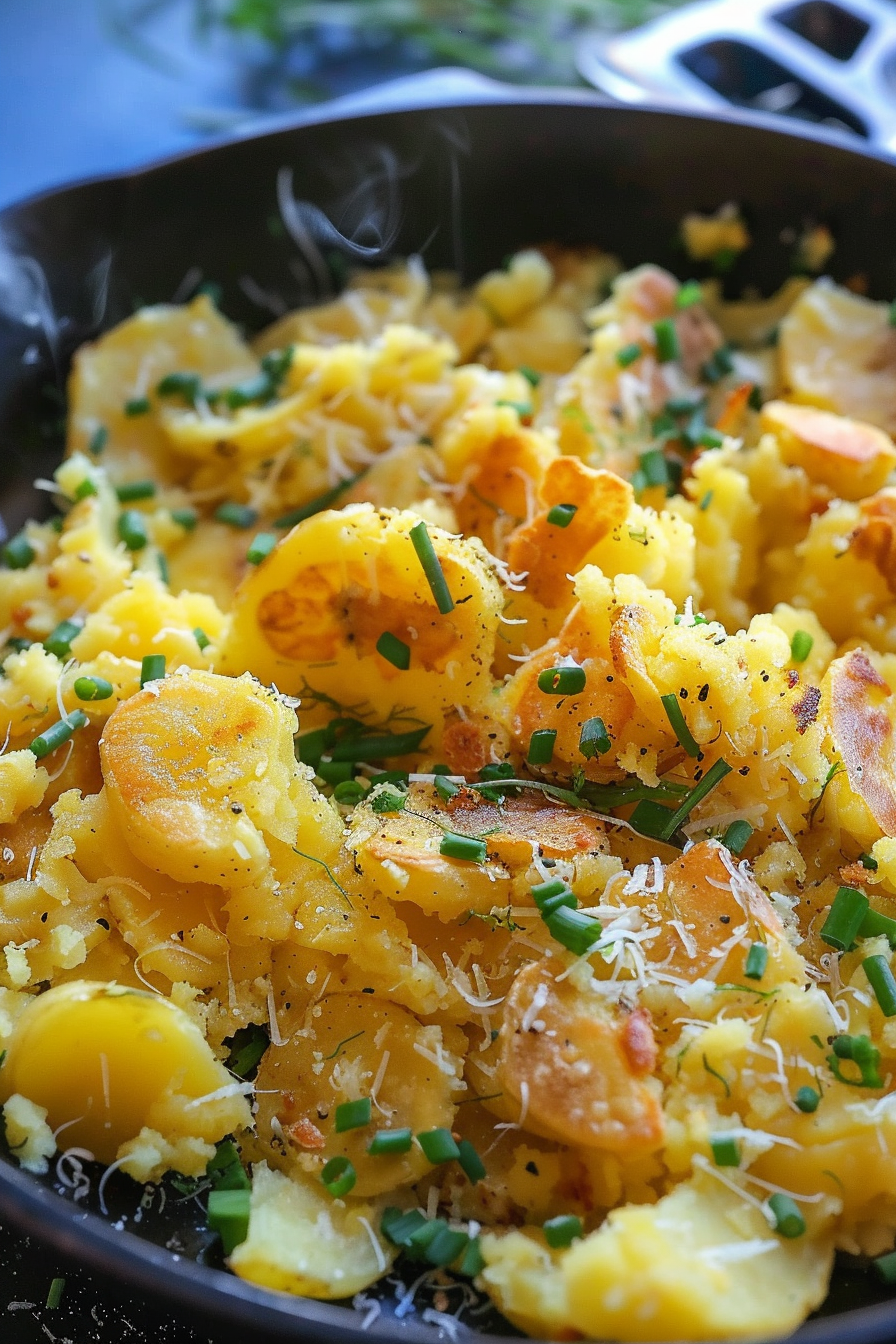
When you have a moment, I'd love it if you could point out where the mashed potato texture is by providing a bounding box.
[3,249,896,1340]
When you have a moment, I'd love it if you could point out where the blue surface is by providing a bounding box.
[0,0,269,209]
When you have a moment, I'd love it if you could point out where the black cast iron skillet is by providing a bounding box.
[4,71,896,1344]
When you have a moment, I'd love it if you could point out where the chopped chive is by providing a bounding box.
[215,502,257,529]
[538,890,578,919]
[321,1155,356,1198]
[317,759,354,786]
[495,399,533,419]
[864,954,896,1017]
[140,654,166,687]
[423,1223,469,1267]
[820,886,869,952]
[744,943,769,981]
[45,1277,65,1309]
[273,471,367,529]
[661,692,700,757]
[697,429,724,449]
[29,710,88,759]
[435,774,460,801]
[860,852,879,872]
[376,631,410,671]
[224,373,273,409]
[710,1135,740,1167]
[43,618,83,659]
[368,1127,412,1156]
[409,520,454,614]
[74,675,113,702]
[722,820,752,854]
[115,480,156,503]
[89,425,108,455]
[531,878,570,906]
[207,1187,250,1254]
[527,729,557,766]
[657,758,734,841]
[675,280,703,309]
[638,448,669,490]
[748,384,763,411]
[767,1192,805,1239]
[334,1097,372,1132]
[225,1022,269,1077]
[790,630,813,663]
[543,1214,583,1248]
[328,724,430,762]
[579,716,611,759]
[193,626,210,651]
[3,534,35,569]
[370,789,406,814]
[859,907,896,948]
[545,906,602,957]
[537,664,586,696]
[73,478,98,501]
[440,832,487,864]
[247,532,277,565]
[333,779,365,805]
[382,1206,429,1246]
[124,396,151,416]
[158,553,169,585]
[519,365,542,387]
[828,1033,883,1088]
[207,1139,250,1190]
[546,503,577,527]
[629,797,677,840]
[417,1128,460,1164]
[699,490,714,511]
[615,342,642,368]
[457,1138,486,1185]
[460,1236,485,1276]
[118,509,148,551]
[156,371,202,402]
[171,507,197,531]
[794,1085,820,1113]
[875,1250,896,1282]
[702,345,735,384]
[653,318,680,363]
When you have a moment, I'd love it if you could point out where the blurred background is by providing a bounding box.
[0,0,689,207]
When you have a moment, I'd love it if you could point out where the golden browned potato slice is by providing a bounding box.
[505,456,634,606]
[496,958,664,1153]
[218,504,503,727]
[826,648,896,835]
[254,993,463,1196]
[348,782,608,920]
[780,279,896,434]
[761,399,896,501]
[100,668,334,887]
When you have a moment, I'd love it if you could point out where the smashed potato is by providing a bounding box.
[5,244,896,1343]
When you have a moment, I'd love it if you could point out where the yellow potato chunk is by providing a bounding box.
[67,295,257,482]
[0,751,48,823]
[561,1177,833,1342]
[761,399,896,501]
[230,1162,396,1299]
[780,279,896,434]
[497,959,664,1154]
[254,994,463,1196]
[100,668,331,888]
[349,782,608,920]
[219,504,503,730]
[0,980,250,1165]
[475,250,553,324]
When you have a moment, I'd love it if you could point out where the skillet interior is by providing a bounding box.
[3,87,896,1344]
